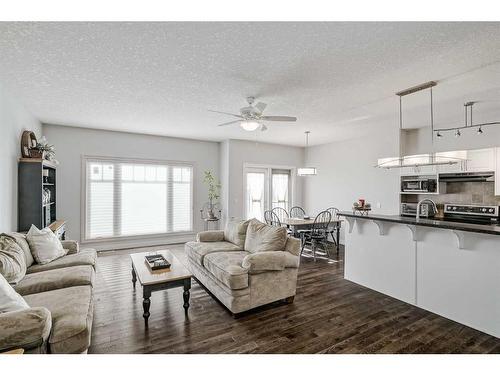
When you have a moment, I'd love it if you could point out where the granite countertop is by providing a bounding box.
[338,211,500,236]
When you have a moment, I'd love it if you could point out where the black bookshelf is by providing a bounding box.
[18,158,58,232]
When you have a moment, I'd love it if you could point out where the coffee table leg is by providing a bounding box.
[143,288,151,324]
[131,266,137,288]
[183,278,191,314]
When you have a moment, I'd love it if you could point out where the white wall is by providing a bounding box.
[223,139,304,221]
[42,125,219,250]
[0,84,41,232]
[303,125,400,243]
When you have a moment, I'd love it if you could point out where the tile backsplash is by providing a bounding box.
[404,181,500,206]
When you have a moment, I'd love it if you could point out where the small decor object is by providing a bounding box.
[42,169,50,183]
[145,254,171,271]
[20,130,38,158]
[202,170,221,219]
[30,136,59,164]
[26,224,66,265]
[42,188,51,205]
[353,199,371,215]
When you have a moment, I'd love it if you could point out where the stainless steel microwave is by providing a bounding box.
[401,176,437,193]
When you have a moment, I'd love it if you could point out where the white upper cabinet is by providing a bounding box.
[436,148,495,173]
[465,148,496,172]
[496,148,500,196]
[435,150,467,173]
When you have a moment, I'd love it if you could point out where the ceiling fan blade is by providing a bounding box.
[208,109,243,118]
[260,116,297,122]
[254,102,267,113]
[217,120,241,127]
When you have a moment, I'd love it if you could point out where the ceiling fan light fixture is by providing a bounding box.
[240,121,260,131]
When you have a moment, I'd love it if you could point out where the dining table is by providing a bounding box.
[281,217,342,256]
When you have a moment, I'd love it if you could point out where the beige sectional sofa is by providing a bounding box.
[0,233,96,354]
[185,219,300,314]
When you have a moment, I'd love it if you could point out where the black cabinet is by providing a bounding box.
[18,158,57,232]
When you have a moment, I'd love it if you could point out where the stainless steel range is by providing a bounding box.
[444,203,500,225]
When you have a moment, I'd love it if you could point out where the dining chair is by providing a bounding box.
[289,206,306,219]
[300,210,332,261]
[325,207,340,246]
[272,207,289,222]
[264,210,281,227]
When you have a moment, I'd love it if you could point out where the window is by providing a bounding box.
[85,158,193,240]
[244,166,293,221]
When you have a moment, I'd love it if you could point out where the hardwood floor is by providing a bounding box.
[89,245,500,354]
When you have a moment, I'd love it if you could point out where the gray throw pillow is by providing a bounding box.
[244,219,287,253]
[0,273,29,313]
[2,232,35,267]
[0,235,27,284]
[224,219,251,247]
[26,225,67,265]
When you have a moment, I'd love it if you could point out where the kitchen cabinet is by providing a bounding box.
[465,148,496,172]
[436,148,495,173]
[435,150,467,173]
[496,148,500,196]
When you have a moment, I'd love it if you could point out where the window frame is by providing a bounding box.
[81,155,195,243]
[243,163,297,220]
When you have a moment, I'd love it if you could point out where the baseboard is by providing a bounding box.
[84,234,196,251]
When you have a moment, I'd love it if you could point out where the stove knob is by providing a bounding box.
[482,208,487,212]
[489,208,494,213]
[452,206,457,210]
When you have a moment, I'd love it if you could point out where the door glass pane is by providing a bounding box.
[272,172,289,217]
[246,172,265,221]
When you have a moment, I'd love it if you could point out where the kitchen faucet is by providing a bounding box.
[416,198,437,220]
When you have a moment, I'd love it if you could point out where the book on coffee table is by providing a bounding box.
[144,254,171,271]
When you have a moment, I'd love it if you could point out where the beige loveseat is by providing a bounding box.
[0,233,96,354]
[185,219,300,315]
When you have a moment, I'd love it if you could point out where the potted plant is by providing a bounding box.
[203,170,221,219]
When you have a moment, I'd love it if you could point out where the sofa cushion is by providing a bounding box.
[224,219,250,247]
[0,235,27,284]
[2,232,35,267]
[0,306,52,353]
[24,285,94,354]
[203,251,249,290]
[185,241,242,266]
[15,265,95,296]
[244,219,287,254]
[26,225,67,265]
[0,273,29,313]
[27,248,97,274]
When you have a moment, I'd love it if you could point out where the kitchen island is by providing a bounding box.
[338,211,500,338]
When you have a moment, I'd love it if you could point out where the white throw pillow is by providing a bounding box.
[26,225,67,265]
[0,273,29,313]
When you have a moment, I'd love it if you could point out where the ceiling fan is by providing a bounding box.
[209,97,297,131]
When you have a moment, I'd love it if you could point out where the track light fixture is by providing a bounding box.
[434,101,499,138]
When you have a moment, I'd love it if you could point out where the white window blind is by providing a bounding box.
[85,158,193,240]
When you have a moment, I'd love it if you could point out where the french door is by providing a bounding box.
[244,166,292,221]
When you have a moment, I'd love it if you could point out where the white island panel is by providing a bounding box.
[417,228,500,338]
[345,219,416,305]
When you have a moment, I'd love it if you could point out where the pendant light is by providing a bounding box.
[298,131,317,176]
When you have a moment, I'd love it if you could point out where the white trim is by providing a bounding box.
[81,154,195,244]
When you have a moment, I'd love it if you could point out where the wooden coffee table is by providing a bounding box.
[130,250,192,325]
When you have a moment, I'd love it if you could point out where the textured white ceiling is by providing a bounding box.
[1,22,500,146]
